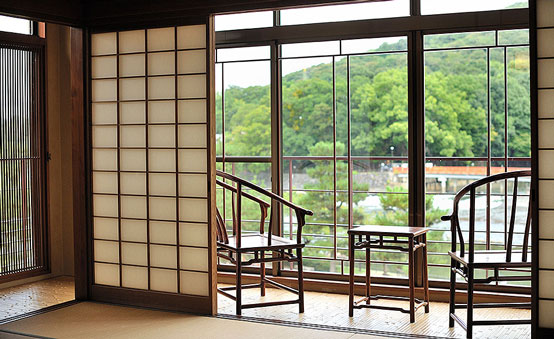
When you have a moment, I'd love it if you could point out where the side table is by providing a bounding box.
[348,225,430,323]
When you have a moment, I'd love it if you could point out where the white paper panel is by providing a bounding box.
[178,149,207,172]
[148,149,176,172]
[120,172,146,195]
[539,300,554,328]
[539,120,554,148]
[178,100,206,123]
[177,50,206,74]
[93,194,118,217]
[179,174,207,197]
[178,125,207,148]
[180,271,209,296]
[539,89,554,119]
[94,217,119,240]
[121,242,148,266]
[150,221,177,244]
[540,180,554,209]
[150,245,177,268]
[121,196,147,219]
[92,56,117,79]
[93,172,118,194]
[93,126,117,148]
[120,149,146,171]
[179,198,208,222]
[540,150,554,179]
[121,219,147,242]
[122,265,148,290]
[539,240,554,269]
[539,210,554,240]
[177,25,206,49]
[120,126,146,148]
[92,79,117,102]
[148,52,175,75]
[147,27,175,51]
[150,268,178,293]
[120,102,146,124]
[149,125,175,148]
[538,59,554,89]
[148,76,175,100]
[538,0,554,27]
[91,33,116,56]
[179,223,208,247]
[94,240,119,263]
[149,173,176,196]
[540,271,554,299]
[180,247,208,271]
[538,29,554,58]
[93,149,118,171]
[119,54,145,77]
[148,101,175,123]
[94,263,119,286]
[119,30,145,54]
[178,75,206,98]
[92,103,117,125]
[120,78,146,101]
[149,197,177,220]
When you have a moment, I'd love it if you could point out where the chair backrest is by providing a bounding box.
[441,170,532,263]
[215,170,313,248]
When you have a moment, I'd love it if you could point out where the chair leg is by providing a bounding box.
[423,235,430,313]
[236,252,242,316]
[466,267,474,339]
[349,234,355,317]
[365,238,371,305]
[260,251,266,297]
[297,248,305,313]
[449,259,456,327]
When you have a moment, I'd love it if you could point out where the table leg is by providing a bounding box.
[408,236,415,323]
[366,235,371,305]
[349,234,355,317]
[423,234,430,313]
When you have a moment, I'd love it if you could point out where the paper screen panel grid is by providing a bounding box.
[537,0,554,329]
[91,25,210,297]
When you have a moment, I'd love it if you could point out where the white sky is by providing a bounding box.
[213,0,526,89]
[0,15,31,35]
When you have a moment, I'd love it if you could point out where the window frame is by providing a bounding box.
[214,4,531,295]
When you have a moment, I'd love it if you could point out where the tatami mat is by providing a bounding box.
[0,302,387,339]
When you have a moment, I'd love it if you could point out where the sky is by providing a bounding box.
[214,1,526,89]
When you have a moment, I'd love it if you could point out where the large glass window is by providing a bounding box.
[0,15,32,35]
[423,29,530,282]
[280,37,409,276]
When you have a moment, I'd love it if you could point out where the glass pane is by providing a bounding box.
[217,46,270,62]
[0,15,31,35]
[421,0,528,15]
[281,41,340,58]
[280,0,410,26]
[215,11,273,31]
[507,47,530,157]
[424,31,496,50]
[498,29,529,46]
[223,60,271,157]
[341,36,407,54]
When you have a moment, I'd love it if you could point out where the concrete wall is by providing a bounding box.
[0,23,75,290]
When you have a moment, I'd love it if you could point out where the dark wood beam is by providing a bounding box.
[0,0,83,26]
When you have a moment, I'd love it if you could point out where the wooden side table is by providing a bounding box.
[348,225,430,323]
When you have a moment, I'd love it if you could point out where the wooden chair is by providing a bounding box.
[441,170,532,338]
[215,170,313,315]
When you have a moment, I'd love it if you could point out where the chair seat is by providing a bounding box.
[449,250,532,268]
[218,234,305,252]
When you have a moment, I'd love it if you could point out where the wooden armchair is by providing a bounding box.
[441,170,532,338]
[215,170,313,315]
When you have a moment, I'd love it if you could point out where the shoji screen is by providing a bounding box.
[89,22,215,314]
[537,0,554,331]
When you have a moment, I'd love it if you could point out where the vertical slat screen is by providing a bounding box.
[0,43,46,280]
[90,23,213,313]
[536,0,554,330]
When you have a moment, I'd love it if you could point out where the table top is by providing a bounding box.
[347,225,429,237]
